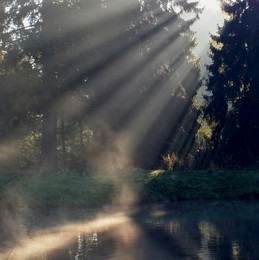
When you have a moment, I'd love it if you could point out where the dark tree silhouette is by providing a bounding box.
[204,0,259,166]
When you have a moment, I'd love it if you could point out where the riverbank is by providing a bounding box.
[1,169,259,210]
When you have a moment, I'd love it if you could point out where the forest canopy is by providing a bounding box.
[0,0,258,171]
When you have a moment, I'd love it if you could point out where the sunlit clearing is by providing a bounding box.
[0,213,130,260]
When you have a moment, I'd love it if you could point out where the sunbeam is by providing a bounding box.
[1,0,258,258]
[0,213,130,260]
[0,0,204,171]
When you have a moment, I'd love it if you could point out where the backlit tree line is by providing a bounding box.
[0,0,258,171]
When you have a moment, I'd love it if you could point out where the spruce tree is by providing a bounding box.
[204,0,259,166]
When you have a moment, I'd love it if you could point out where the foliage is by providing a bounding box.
[0,0,202,171]
[144,169,259,201]
[162,152,182,170]
[1,169,259,210]
[162,152,197,170]
[203,0,259,167]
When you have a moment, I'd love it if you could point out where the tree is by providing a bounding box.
[0,1,41,146]
[204,0,259,166]
[0,0,202,170]
[70,0,202,169]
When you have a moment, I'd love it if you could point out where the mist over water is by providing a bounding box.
[1,201,259,260]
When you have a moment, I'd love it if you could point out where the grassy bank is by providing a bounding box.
[1,169,259,210]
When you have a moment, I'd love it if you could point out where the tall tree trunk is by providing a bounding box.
[79,120,84,153]
[61,116,67,169]
[78,120,84,166]
[41,0,58,171]
[41,108,58,170]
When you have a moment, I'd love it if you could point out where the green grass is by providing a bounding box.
[1,169,259,210]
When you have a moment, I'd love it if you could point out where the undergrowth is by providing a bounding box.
[1,169,259,210]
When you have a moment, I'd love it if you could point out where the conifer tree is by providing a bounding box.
[204,0,259,166]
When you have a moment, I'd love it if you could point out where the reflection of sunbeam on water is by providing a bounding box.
[0,213,129,260]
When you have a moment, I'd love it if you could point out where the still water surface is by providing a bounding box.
[2,200,259,259]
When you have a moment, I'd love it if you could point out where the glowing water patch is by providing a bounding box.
[0,213,129,260]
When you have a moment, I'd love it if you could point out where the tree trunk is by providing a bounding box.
[61,116,67,169]
[41,0,58,171]
[79,120,84,152]
[41,108,58,170]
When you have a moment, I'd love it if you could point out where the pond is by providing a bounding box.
[1,200,259,259]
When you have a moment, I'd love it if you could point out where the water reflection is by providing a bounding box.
[198,221,222,260]
[0,213,130,260]
[1,201,259,259]
[58,220,173,260]
[142,201,259,260]
[69,232,98,260]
